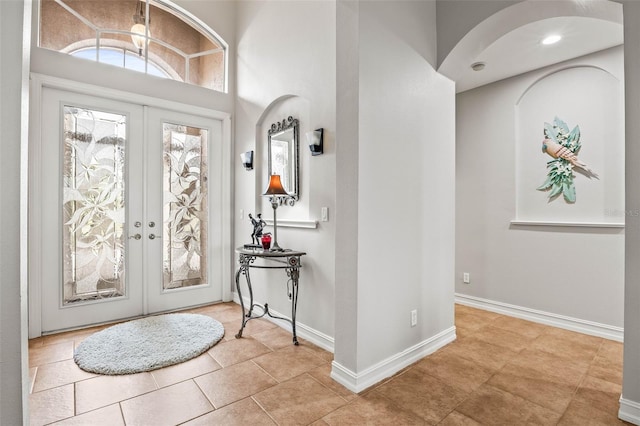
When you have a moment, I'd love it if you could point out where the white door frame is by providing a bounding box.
[28,73,233,338]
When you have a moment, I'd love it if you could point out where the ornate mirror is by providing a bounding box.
[268,116,299,203]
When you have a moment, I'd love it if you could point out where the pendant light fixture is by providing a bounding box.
[131,0,151,56]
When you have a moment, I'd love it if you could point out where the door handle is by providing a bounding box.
[149,234,161,240]
[129,233,142,240]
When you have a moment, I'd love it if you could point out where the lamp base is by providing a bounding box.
[269,242,286,252]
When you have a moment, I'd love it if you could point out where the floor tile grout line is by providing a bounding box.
[250,358,281,384]
[567,338,606,403]
[203,349,224,369]
[118,402,127,426]
[366,387,428,423]
[313,390,364,424]
[426,346,505,425]
[250,395,280,425]
[30,366,38,394]
[190,377,217,413]
[74,373,162,417]
[303,371,351,403]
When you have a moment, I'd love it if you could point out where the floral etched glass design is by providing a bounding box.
[63,106,126,304]
[163,123,208,289]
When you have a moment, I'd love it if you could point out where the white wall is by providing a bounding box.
[456,47,625,329]
[0,0,30,423]
[234,0,337,346]
[620,2,640,423]
[335,0,360,369]
[334,0,456,390]
[357,0,454,366]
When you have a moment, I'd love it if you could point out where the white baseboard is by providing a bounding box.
[619,397,640,425]
[330,326,457,394]
[455,293,623,342]
[232,293,334,353]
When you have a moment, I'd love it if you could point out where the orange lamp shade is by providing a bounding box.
[263,175,289,196]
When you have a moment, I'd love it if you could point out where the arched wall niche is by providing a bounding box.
[514,65,624,224]
[254,94,313,223]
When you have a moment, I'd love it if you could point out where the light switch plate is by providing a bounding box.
[321,207,329,222]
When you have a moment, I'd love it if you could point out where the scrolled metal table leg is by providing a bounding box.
[235,253,257,339]
[235,266,246,339]
[245,266,255,318]
[288,265,300,345]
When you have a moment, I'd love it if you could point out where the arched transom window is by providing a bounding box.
[39,0,227,92]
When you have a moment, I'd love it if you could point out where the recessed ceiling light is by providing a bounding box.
[542,34,562,45]
[471,62,485,72]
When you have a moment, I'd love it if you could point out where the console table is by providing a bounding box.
[234,247,306,345]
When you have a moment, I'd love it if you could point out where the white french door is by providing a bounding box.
[145,107,223,313]
[33,87,224,334]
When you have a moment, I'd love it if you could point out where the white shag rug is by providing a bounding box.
[74,313,224,375]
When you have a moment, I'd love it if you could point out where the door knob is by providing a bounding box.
[149,221,155,228]
[149,234,161,240]
[129,233,142,240]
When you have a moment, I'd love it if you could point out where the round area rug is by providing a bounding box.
[74,313,224,375]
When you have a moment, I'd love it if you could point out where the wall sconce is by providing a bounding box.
[240,150,253,170]
[306,128,324,156]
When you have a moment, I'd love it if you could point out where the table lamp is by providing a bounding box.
[263,175,289,251]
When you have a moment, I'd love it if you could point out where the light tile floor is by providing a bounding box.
[28,303,629,425]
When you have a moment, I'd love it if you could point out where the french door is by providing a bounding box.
[33,87,224,334]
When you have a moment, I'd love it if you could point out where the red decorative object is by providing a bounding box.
[260,234,272,250]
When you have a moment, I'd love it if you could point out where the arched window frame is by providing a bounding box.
[39,0,228,92]
[153,0,229,92]
[64,42,183,81]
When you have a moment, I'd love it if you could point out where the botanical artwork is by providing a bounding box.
[62,107,126,304]
[163,125,208,289]
[536,117,597,203]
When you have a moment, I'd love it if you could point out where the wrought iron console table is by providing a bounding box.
[234,247,306,345]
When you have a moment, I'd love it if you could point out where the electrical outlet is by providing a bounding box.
[463,272,470,284]
[321,207,329,222]
[411,309,417,327]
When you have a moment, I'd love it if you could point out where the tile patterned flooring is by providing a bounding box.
[28,303,629,425]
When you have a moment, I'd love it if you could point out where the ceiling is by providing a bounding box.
[452,16,623,93]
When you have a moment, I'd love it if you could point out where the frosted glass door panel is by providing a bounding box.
[163,124,208,290]
[62,107,127,304]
